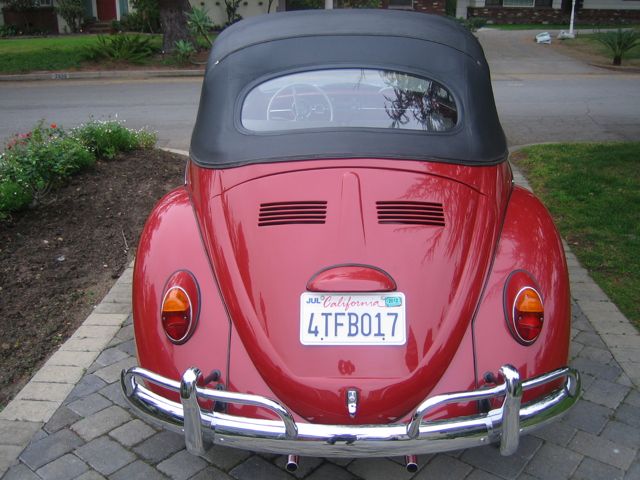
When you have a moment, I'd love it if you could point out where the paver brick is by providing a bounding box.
[524,443,583,480]
[64,374,107,404]
[348,457,415,480]
[305,463,360,480]
[75,436,135,475]
[0,399,59,422]
[274,455,323,479]
[583,378,630,409]
[68,392,112,417]
[460,438,539,480]
[83,313,129,326]
[464,470,503,480]
[614,403,640,429]
[16,382,74,403]
[71,405,131,441]
[98,381,129,408]
[94,346,129,367]
[133,430,186,464]
[2,462,40,480]
[35,453,88,480]
[602,420,640,450]
[19,428,84,470]
[75,471,107,480]
[574,331,607,349]
[229,455,293,480]
[570,357,624,383]
[624,457,640,480]
[531,420,576,446]
[568,430,636,470]
[110,460,169,480]
[190,466,234,480]
[413,455,471,480]
[109,419,156,447]
[573,458,624,480]
[60,336,112,353]
[93,302,131,314]
[563,399,612,434]
[203,444,252,471]
[624,389,640,407]
[31,365,86,384]
[93,356,137,384]
[45,350,99,368]
[0,445,22,477]
[0,420,42,446]
[157,449,208,480]
[578,346,613,364]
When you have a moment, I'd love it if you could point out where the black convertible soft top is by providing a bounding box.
[190,9,507,167]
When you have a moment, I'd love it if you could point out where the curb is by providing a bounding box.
[0,69,204,82]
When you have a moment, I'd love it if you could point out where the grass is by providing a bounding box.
[558,33,640,66]
[511,143,640,329]
[0,34,163,73]
[487,23,640,31]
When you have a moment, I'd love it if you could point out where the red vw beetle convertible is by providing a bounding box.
[122,9,580,472]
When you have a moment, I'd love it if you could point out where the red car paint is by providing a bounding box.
[133,156,568,424]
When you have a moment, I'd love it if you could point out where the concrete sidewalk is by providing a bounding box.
[0,165,638,480]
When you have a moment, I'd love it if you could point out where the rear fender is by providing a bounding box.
[473,186,570,398]
[133,187,231,397]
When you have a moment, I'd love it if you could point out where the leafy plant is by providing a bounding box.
[123,0,161,33]
[594,29,640,66]
[0,24,18,37]
[186,6,214,48]
[223,0,242,27]
[55,0,84,33]
[173,39,196,64]
[0,122,94,210]
[455,16,486,33]
[0,120,156,218]
[82,34,157,64]
[71,120,156,159]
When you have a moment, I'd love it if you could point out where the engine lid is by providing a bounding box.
[191,159,508,423]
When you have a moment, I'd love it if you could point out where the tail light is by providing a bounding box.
[161,271,200,344]
[504,271,544,345]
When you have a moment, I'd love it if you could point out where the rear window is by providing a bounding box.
[241,69,458,133]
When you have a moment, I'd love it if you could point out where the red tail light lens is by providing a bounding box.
[160,271,200,344]
[504,271,544,345]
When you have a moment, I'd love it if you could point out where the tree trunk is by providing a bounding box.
[613,55,622,66]
[158,0,194,54]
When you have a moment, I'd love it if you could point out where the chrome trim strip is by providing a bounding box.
[121,365,581,458]
[181,368,205,455]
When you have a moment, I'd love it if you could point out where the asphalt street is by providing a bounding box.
[1,31,639,150]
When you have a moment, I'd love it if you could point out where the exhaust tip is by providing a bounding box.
[286,454,299,472]
[405,455,418,473]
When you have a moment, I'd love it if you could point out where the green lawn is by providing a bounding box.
[0,34,163,73]
[511,143,640,329]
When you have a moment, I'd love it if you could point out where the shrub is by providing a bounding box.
[0,120,156,218]
[0,122,95,211]
[174,39,196,64]
[456,16,486,33]
[82,34,157,63]
[0,25,18,37]
[55,0,85,33]
[71,120,156,159]
[595,29,640,66]
[187,7,214,48]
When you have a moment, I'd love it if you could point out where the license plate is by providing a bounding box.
[300,293,406,345]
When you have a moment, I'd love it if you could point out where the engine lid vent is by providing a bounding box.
[377,201,445,226]
[259,201,327,227]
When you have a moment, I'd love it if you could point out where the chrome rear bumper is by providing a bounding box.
[121,365,580,458]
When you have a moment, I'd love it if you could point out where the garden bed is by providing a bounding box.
[0,148,184,408]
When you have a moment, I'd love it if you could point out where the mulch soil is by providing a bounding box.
[0,149,185,408]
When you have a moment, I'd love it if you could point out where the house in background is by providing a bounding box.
[460,0,640,23]
[2,0,639,34]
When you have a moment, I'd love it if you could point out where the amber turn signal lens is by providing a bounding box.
[161,287,192,342]
[513,287,544,343]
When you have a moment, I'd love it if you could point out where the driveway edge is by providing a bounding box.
[0,69,204,82]
[0,262,133,476]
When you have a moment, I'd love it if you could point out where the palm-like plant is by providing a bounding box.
[595,29,640,66]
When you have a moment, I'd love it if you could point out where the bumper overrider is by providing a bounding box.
[121,365,580,458]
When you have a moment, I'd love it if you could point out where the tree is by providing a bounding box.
[595,29,640,66]
[157,0,194,53]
